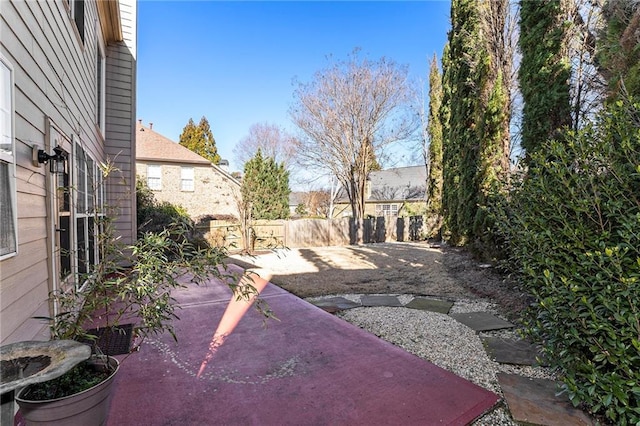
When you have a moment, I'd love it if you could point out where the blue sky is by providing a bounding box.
[137,1,452,174]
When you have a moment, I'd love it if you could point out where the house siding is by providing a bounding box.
[0,0,136,345]
[105,0,136,245]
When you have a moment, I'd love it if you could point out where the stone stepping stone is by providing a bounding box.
[449,312,514,332]
[405,298,454,314]
[310,297,361,312]
[482,337,547,366]
[360,295,403,307]
[497,373,595,425]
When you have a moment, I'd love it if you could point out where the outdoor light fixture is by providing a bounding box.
[33,145,68,173]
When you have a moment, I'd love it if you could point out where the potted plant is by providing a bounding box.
[15,165,271,425]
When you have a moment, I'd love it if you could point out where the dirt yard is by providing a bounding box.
[229,241,532,321]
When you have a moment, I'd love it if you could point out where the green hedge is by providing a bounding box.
[495,99,640,424]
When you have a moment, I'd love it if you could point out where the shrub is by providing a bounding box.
[495,99,640,424]
[135,177,208,249]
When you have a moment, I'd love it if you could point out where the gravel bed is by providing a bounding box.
[306,294,557,425]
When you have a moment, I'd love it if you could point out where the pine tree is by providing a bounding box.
[179,116,221,164]
[427,54,443,220]
[241,150,290,220]
[518,0,571,159]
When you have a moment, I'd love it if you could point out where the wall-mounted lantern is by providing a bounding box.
[33,145,68,174]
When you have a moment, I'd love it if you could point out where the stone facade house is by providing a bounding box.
[334,166,427,217]
[1,0,137,345]
[136,122,241,220]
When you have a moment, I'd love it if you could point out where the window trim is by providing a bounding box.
[0,54,17,260]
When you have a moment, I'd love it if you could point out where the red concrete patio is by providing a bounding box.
[106,265,499,425]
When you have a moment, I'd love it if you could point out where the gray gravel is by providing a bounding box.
[306,294,557,425]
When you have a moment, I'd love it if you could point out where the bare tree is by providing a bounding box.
[565,0,607,128]
[233,122,297,170]
[289,50,418,243]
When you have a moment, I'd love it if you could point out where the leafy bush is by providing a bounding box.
[136,177,208,249]
[495,99,640,424]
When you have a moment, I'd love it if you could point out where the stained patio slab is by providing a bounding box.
[482,337,547,366]
[106,269,500,425]
[405,297,454,314]
[449,311,515,332]
[497,373,595,426]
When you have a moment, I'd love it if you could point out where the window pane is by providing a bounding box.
[88,217,95,267]
[73,0,85,43]
[181,167,194,191]
[77,217,87,275]
[147,165,161,190]
[0,162,16,256]
[76,147,86,212]
[0,59,15,257]
[60,216,71,279]
[87,157,94,212]
[0,62,11,155]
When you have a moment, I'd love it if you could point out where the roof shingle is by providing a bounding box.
[136,122,212,165]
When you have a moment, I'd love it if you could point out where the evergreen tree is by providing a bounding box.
[472,0,513,252]
[241,150,290,220]
[597,0,640,100]
[441,0,483,245]
[427,54,443,220]
[518,0,572,159]
[179,116,221,164]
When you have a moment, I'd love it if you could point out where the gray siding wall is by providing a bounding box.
[105,0,136,244]
[0,0,136,345]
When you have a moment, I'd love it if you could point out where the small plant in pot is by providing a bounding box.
[15,165,270,425]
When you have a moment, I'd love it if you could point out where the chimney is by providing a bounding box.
[218,159,229,172]
[149,122,153,130]
[138,119,142,125]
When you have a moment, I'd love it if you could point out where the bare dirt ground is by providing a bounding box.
[229,241,532,322]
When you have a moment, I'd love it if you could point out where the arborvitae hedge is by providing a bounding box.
[442,0,482,245]
[518,0,571,159]
[427,54,443,225]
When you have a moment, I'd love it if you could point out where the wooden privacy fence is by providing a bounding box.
[197,216,427,250]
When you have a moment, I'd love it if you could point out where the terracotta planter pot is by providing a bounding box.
[16,356,119,426]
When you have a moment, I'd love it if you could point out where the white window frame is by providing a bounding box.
[96,27,106,137]
[0,54,17,260]
[376,204,398,217]
[147,164,162,190]
[181,166,194,192]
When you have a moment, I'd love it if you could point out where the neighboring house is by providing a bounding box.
[289,191,307,217]
[1,0,137,345]
[136,122,241,220]
[334,166,427,217]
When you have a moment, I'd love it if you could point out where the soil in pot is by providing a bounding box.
[16,356,119,426]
